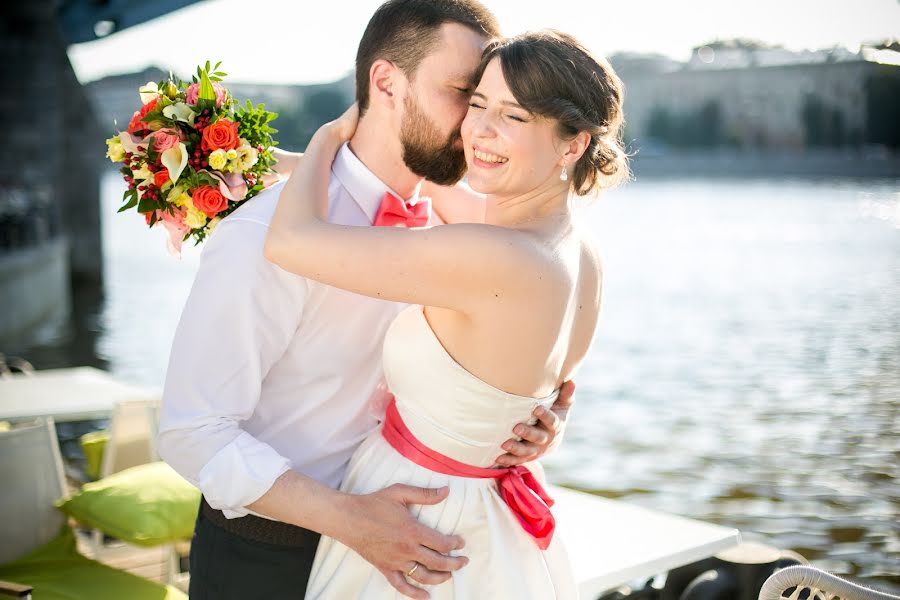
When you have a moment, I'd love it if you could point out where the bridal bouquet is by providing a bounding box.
[106,61,280,255]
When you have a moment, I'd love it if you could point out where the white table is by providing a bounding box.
[0,367,159,423]
[1,369,739,597]
[550,485,741,598]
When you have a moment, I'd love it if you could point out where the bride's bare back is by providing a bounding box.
[425,222,601,398]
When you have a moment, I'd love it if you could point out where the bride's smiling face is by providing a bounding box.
[461,59,565,197]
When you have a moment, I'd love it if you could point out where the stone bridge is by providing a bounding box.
[0,0,202,342]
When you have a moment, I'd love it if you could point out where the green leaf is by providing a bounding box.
[137,196,158,213]
[117,190,138,213]
[199,66,216,101]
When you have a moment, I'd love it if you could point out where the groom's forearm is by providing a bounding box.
[247,469,468,587]
[246,469,351,539]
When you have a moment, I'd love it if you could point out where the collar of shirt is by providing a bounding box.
[332,142,422,224]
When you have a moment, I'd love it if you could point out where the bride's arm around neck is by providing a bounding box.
[263,118,549,317]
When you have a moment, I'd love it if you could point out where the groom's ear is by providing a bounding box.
[369,59,399,110]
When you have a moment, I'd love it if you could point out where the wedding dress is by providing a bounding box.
[306,305,578,599]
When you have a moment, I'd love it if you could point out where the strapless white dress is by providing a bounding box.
[306,305,577,599]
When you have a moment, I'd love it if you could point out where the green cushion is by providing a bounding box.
[79,430,109,481]
[56,461,200,547]
[0,526,186,600]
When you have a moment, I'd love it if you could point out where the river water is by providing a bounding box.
[13,171,900,590]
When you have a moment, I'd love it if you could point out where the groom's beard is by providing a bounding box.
[400,95,467,186]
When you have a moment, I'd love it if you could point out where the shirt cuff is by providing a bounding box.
[197,431,292,518]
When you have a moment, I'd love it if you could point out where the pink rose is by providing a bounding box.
[150,128,180,153]
[185,82,227,107]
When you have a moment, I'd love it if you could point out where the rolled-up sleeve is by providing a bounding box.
[157,217,307,517]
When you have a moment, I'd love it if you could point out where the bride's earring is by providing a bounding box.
[559,164,568,182]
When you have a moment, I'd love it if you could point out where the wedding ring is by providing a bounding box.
[406,562,420,578]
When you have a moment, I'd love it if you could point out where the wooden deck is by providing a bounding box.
[74,528,190,590]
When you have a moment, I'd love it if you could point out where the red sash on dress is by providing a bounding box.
[381,397,556,549]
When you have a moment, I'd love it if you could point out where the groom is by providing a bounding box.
[158,1,574,599]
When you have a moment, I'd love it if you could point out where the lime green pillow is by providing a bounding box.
[79,430,109,481]
[56,461,200,547]
[0,525,187,600]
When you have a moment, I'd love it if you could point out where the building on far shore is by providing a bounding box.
[612,40,900,151]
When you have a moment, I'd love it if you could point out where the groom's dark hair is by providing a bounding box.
[355,0,500,114]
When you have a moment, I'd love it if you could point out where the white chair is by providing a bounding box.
[759,566,900,600]
[86,399,161,555]
[0,418,186,599]
[0,418,67,565]
[82,399,188,590]
[99,398,160,478]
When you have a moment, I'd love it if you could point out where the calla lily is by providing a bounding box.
[139,81,159,105]
[163,102,196,126]
[118,132,146,155]
[161,142,189,184]
[208,170,248,201]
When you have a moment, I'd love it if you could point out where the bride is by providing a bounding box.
[265,30,628,599]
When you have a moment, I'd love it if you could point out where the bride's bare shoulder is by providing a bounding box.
[576,232,604,291]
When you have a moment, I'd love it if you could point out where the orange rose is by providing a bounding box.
[128,97,159,134]
[153,168,170,188]
[201,119,240,152]
[192,185,228,217]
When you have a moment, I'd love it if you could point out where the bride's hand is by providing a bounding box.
[304,103,359,154]
[325,103,359,143]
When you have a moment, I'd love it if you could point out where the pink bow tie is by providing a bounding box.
[373,192,430,228]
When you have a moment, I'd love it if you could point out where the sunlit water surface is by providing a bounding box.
[18,172,900,589]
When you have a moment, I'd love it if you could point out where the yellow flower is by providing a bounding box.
[184,206,208,229]
[225,149,238,160]
[131,165,153,182]
[228,158,243,174]
[105,136,125,162]
[175,192,194,210]
[237,143,259,171]
[209,149,228,171]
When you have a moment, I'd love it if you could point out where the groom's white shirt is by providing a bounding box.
[158,143,421,518]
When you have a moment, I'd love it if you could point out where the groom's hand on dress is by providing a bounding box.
[340,484,468,599]
[495,380,575,466]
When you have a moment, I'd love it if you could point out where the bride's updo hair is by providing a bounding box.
[476,30,629,195]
